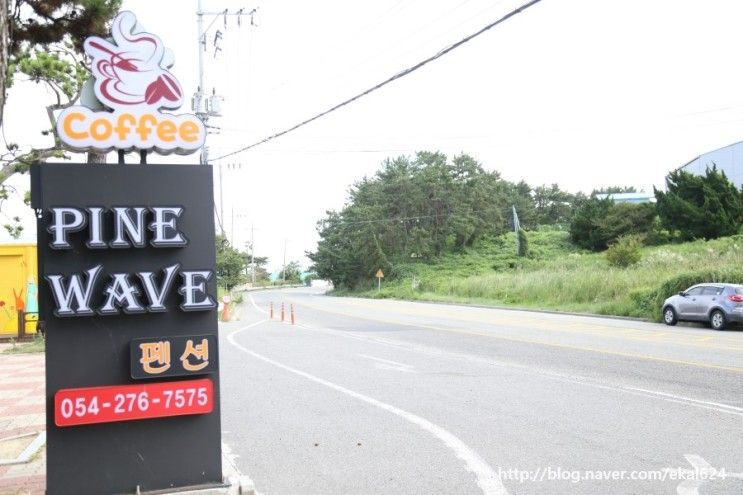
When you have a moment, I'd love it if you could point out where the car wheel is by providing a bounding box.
[710,310,727,331]
[662,306,678,326]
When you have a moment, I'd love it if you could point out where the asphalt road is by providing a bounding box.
[219,287,743,495]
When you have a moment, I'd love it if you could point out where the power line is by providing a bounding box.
[263,0,424,95]
[212,0,544,161]
[285,0,500,98]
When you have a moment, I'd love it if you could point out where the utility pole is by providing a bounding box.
[251,224,255,285]
[196,0,205,104]
[218,163,224,237]
[195,3,257,241]
[282,238,287,283]
[194,2,257,165]
[196,0,207,165]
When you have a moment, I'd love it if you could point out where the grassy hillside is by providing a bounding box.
[339,228,743,321]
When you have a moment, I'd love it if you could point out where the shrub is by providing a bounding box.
[606,235,642,267]
[627,287,656,316]
[517,228,529,257]
[302,272,318,287]
[643,218,673,246]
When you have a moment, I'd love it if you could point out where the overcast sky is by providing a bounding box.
[4,0,743,271]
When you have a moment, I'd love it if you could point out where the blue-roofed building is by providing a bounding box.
[593,192,656,204]
[679,140,743,186]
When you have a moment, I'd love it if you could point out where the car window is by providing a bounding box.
[685,287,704,296]
[702,286,722,295]
[735,287,743,295]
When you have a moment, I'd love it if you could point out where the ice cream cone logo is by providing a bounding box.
[84,11,183,110]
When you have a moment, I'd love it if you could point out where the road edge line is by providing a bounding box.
[227,321,508,495]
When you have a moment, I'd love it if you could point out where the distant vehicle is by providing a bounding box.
[662,283,743,330]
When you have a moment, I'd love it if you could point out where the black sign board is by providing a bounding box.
[31,163,222,495]
[130,334,218,379]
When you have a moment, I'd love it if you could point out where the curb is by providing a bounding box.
[235,285,304,293]
[333,294,739,329]
[409,298,652,322]
[313,289,655,323]
[148,476,254,495]
[0,431,46,466]
[129,451,257,495]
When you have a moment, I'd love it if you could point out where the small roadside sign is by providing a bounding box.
[376,269,384,291]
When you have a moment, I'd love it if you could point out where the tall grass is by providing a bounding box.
[356,232,743,320]
[3,333,45,354]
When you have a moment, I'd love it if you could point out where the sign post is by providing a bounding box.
[32,11,221,495]
[376,268,384,291]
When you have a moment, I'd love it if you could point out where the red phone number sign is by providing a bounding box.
[54,378,213,427]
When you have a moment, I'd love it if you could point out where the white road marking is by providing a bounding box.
[248,293,269,315]
[663,455,743,494]
[624,387,743,414]
[297,323,743,418]
[227,321,507,495]
[358,354,417,373]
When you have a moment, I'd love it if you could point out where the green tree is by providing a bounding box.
[248,255,271,283]
[533,183,576,225]
[215,235,247,291]
[1,1,121,189]
[1,1,121,237]
[309,151,522,288]
[282,261,302,284]
[599,202,657,244]
[302,271,318,286]
[655,166,743,240]
[0,0,8,127]
[569,198,656,251]
[569,197,612,250]
[508,181,537,230]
